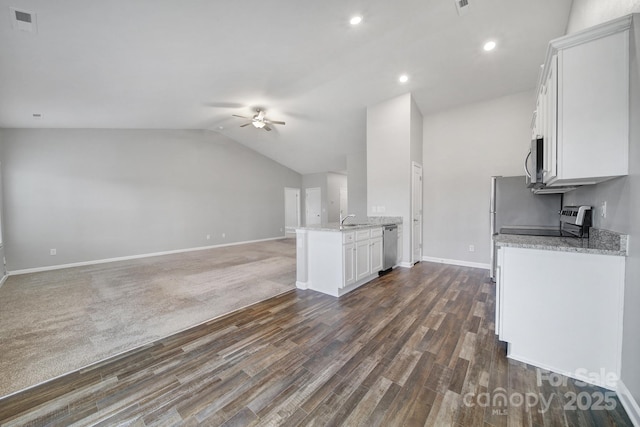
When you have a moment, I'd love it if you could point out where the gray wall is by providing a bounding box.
[0,129,301,271]
[0,131,5,278]
[346,151,367,220]
[367,93,417,264]
[567,0,640,33]
[565,6,640,415]
[422,90,534,265]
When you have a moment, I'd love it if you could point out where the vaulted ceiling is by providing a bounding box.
[0,0,573,174]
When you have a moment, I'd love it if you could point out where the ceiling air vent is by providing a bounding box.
[10,7,37,32]
[454,0,470,16]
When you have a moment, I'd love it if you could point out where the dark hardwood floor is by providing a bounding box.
[0,262,632,426]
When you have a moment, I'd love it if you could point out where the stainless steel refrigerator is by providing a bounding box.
[489,176,562,280]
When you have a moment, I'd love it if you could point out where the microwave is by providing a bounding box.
[525,137,544,188]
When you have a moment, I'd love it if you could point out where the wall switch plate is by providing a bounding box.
[222,233,226,238]
[50,248,57,255]
[468,245,475,252]
[601,201,607,218]
[206,234,211,240]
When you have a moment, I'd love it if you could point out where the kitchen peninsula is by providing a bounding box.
[295,217,402,297]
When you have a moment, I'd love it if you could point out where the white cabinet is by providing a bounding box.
[342,242,355,288]
[495,247,505,339]
[355,239,371,281]
[355,229,371,280]
[370,236,383,273]
[534,16,630,187]
[296,226,388,298]
[496,246,625,389]
[397,225,403,265]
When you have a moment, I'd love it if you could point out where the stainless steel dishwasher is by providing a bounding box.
[382,224,398,273]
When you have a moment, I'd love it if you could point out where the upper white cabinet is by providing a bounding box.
[535,16,631,187]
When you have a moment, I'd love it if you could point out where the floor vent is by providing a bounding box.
[10,7,37,32]
[454,0,470,16]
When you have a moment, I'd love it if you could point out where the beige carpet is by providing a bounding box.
[0,238,296,398]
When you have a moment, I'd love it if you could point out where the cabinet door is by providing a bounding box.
[370,237,383,273]
[355,239,371,281]
[543,55,558,183]
[495,247,504,339]
[342,243,355,288]
[397,227,403,265]
[557,30,629,181]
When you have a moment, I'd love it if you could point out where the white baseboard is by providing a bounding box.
[398,262,414,268]
[421,256,490,270]
[618,380,640,426]
[8,236,287,276]
[0,274,7,289]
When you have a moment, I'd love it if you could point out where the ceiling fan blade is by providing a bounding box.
[269,120,285,125]
[240,122,252,127]
[264,125,272,131]
[232,114,250,119]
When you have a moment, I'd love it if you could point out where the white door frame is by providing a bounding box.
[284,187,301,237]
[411,162,423,264]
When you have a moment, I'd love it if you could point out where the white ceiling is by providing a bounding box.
[0,0,573,174]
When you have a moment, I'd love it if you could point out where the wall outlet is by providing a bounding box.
[468,245,475,252]
[601,201,607,218]
[222,233,226,238]
[50,248,57,256]
[280,228,283,232]
[206,234,210,240]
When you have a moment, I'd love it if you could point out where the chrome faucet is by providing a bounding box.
[340,213,356,225]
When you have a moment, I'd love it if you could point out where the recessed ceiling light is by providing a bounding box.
[217,126,224,130]
[483,40,497,51]
[350,16,362,25]
[399,74,409,83]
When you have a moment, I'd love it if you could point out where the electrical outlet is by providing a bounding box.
[50,248,57,256]
[468,245,475,252]
[206,234,210,240]
[222,233,226,239]
[601,201,607,218]
[280,228,283,232]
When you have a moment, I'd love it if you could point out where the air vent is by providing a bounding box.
[10,7,37,32]
[454,0,469,16]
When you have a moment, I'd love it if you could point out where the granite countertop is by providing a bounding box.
[494,228,628,256]
[296,216,403,232]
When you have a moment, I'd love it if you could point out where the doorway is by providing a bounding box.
[412,162,423,264]
[339,187,348,218]
[284,187,301,237]
[305,187,322,226]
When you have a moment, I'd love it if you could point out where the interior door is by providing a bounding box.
[339,187,348,217]
[412,163,423,264]
[305,187,321,226]
[284,187,300,237]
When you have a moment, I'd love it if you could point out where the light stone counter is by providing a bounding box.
[296,216,402,232]
[494,228,628,256]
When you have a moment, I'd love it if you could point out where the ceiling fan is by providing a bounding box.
[232,109,285,131]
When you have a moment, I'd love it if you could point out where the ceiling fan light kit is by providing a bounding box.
[232,109,285,132]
